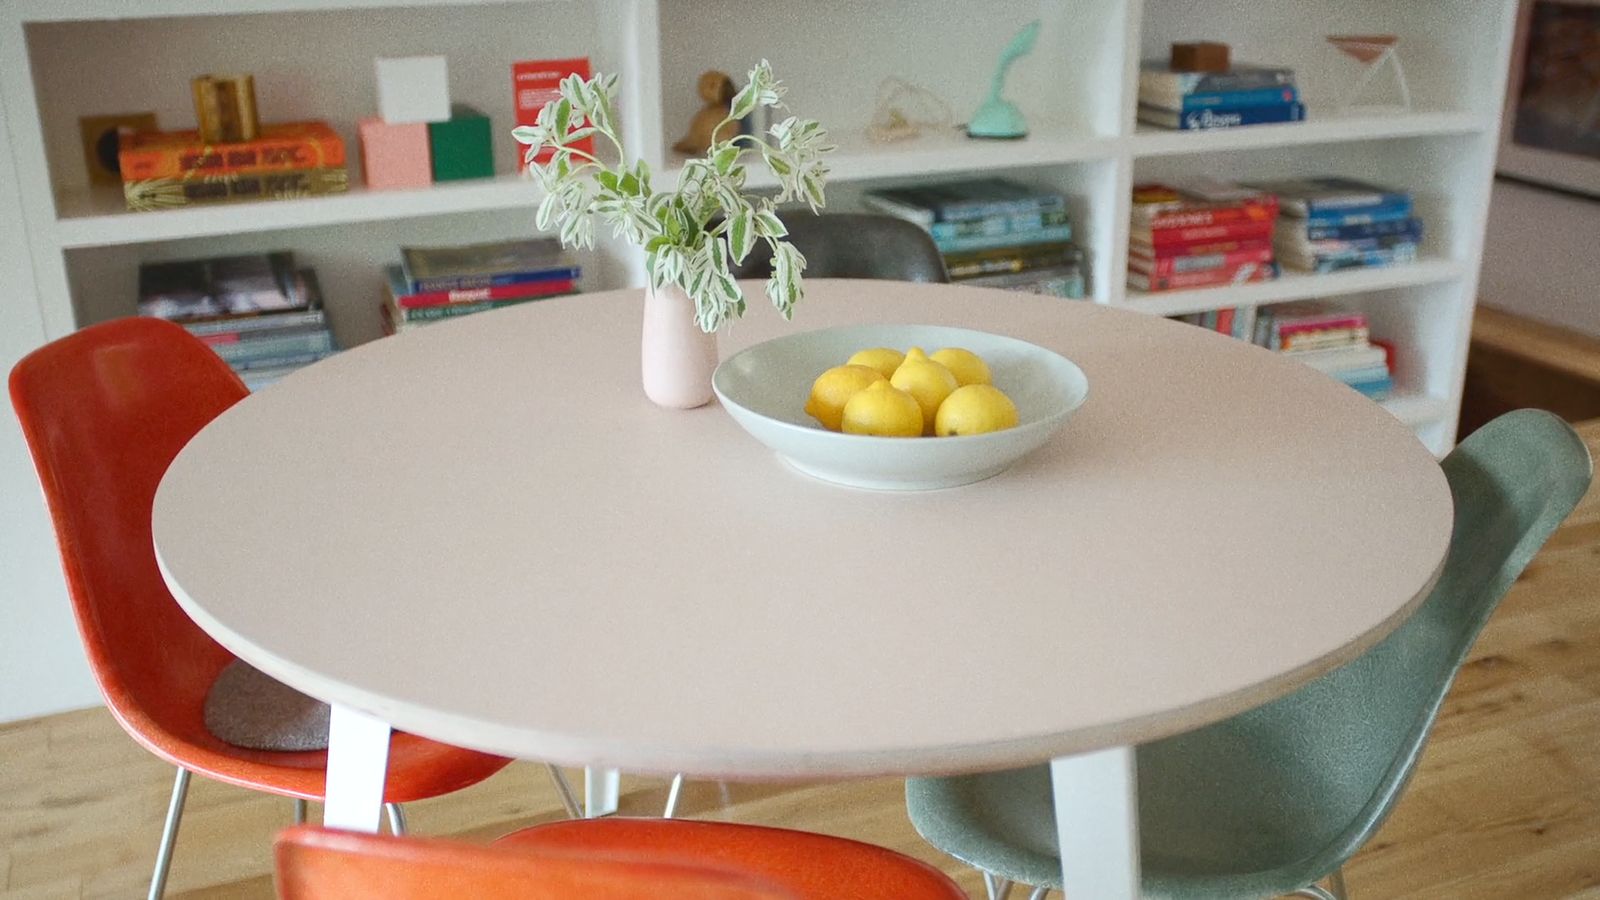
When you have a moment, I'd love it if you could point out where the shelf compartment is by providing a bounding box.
[51,177,542,248]
[1120,258,1466,316]
[1130,110,1491,158]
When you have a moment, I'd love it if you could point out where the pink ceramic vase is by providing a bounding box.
[641,284,718,409]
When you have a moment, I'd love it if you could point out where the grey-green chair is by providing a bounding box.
[905,409,1592,900]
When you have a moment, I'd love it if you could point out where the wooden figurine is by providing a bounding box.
[1171,42,1231,73]
[674,70,738,155]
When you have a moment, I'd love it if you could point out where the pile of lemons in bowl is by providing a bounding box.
[805,346,1019,438]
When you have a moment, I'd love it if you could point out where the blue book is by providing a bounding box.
[1303,203,1415,227]
[933,225,1074,254]
[1347,376,1394,399]
[400,238,578,293]
[210,329,335,365]
[863,179,1067,225]
[1304,218,1424,242]
[1175,86,1300,112]
[1138,102,1305,131]
[1250,177,1412,216]
[926,209,1072,241]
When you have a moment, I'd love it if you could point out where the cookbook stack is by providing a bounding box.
[1127,180,1281,293]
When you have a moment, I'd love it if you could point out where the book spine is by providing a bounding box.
[1135,201,1278,230]
[1173,102,1305,130]
[409,266,582,294]
[1301,204,1415,227]
[928,209,1072,240]
[1131,245,1275,276]
[1276,315,1368,336]
[1128,261,1278,292]
[944,248,1080,279]
[120,132,346,181]
[1140,219,1276,247]
[124,168,348,211]
[932,195,1068,224]
[396,278,575,309]
[1140,68,1296,98]
[1303,192,1413,214]
[1175,86,1300,111]
[181,309,326,337]
[1303,218,1423,242]
[197,323,327,345]
[934,225,1074,254]
[1278,327,1369,352]
[211,330,334,364]
[396,294,555,321]
[1285,233,1421,254]
[1282,244,1419,273]
[228,349,332,372]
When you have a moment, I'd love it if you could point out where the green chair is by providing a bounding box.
[905,409,1592,900]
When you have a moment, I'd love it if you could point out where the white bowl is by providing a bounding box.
[713,324,1089,491]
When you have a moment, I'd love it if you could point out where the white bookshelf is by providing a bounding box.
[0,0,1519,456]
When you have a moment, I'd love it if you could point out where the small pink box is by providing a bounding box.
[358,117,431,190]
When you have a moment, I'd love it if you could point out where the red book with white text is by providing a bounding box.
[1134,218,1277,248]
[1128,244,1275,276]
[1127,260,1278,292]
[393,276,576,309]
[513,57,593,170]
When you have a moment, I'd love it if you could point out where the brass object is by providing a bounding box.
[192,74,259,143]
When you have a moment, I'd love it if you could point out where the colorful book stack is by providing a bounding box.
[1128,180,1281,292]
[138,251,337,391]
[1168,306,1257,341]
[861,178,1086,299]
[1253,303,1394,398]
[1249,177,1423,273]
[118,121,348,211]
[381,238,580,333]
[1138,62,1304,131]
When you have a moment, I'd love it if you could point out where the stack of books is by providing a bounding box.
[381,238,581,334]
[1168,306,1256,341]
[1252,303,1393,398]
[138,251,336,391]
[1128,180,1281,292]
[1138,62,1304,131]
[1249,177,1423,273]
[118,121,348,212]
[861,178,1087,299]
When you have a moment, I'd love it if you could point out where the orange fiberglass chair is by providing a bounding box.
[7,318,537,899]
[276,819,969,899]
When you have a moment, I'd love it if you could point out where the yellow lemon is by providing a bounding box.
[889,347,959,435]
[841,381,923,437]
[805,365,887,431]
[935,384,1020,436]
[846,347,906,379]
[930,347,992,386]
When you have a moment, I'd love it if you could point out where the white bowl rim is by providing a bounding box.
[712,324,1090,445]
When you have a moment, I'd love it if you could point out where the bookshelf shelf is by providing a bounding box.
[52,176,542,249]
[1118,259,1469,317]
[1129,110,1492,157]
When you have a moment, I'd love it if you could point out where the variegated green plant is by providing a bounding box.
[512,61,834,333]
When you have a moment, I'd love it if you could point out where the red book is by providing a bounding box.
[1138,200,1278,231]
[513,58,594,170]
[1127,260,1277,292]
[1134,219,1277,248]
[1128,244,1275,276]
[1130,237,1274,258]
[1276,314,1368,336]
[395,278,575,309]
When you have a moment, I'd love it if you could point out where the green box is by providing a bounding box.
[427,104,494,182]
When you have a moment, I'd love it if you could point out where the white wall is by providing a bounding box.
[1479,179,1600,337]
[0,91,99,723]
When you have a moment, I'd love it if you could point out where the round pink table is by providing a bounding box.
[153,280,1452,898]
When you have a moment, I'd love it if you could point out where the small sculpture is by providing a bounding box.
[674,70,739,155]
[968,20,1040,140]
[1328,35,1411,111]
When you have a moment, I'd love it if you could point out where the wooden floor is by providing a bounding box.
[6,427,1600,899]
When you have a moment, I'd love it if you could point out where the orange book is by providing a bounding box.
[119,121,345,181]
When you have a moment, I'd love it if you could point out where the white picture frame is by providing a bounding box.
[1498,0,1600,198]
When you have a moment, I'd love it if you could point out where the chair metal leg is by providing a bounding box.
[546,764,583,819]
[383,802,407,836]
[982,871,1014,900]
[147,767,191,900]
[663,773,686,818]
[292,798,307,825]
[1290,887,1338,900]
[1330,868,1349,899]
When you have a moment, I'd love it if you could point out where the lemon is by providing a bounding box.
[935,384,1020,436]
[889,347,959,436]
[930,347,992,386]
[805,365,887,431]
[841,381,924,437]
[846,347,906,379]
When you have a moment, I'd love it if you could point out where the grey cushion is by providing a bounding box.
[203,660,330,751]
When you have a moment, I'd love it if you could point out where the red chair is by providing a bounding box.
[276,819,969,899]
[8,318,538,899]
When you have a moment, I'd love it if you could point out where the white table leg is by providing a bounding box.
[323,704,392,832]
[1051,745,1140,899]
[584,766,621,817]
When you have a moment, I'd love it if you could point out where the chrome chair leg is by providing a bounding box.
[383,802,407,835]
[147,766,191,900]
[292,798,307,825]
[1290,887,1339,900]
[981,871,1014,900]
[663,773,686,818]
[1026,887,1050,900]
[546,764,583,819]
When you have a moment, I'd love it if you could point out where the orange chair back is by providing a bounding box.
[9,317,247,751]
[274,826,797,899]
